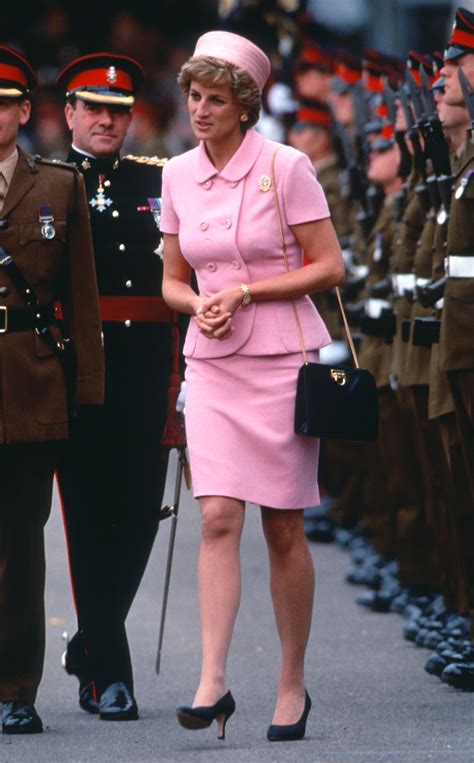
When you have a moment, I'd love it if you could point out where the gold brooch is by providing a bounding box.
[259,175,272,192]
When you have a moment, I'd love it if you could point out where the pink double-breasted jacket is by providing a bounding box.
[161,128,331,358]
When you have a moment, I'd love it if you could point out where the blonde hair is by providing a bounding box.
[178,56,261,129]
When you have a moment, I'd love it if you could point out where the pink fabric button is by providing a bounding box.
[206,262,217,272]
[203,180,212,189]
[232,260,241,269]
[200,222,208,230]
[224,219,231,229]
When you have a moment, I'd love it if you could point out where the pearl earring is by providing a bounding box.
[240,113,249,122]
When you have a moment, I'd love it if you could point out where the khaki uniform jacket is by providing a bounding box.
[440,140,474,372]
[359,201,395,389]
[403,214,436,387]
[390,187,425,386]
[0,147,104,444]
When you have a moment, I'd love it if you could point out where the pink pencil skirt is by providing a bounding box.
[184,351,320,509]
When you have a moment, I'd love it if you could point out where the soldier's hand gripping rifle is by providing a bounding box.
[155,415,190,676]
[384,80,412,182]
[419,66,454,222]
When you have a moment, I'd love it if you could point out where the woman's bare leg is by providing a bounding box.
[261,507,315,725]
[193,496,245,707]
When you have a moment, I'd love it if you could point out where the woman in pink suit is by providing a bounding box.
[161,30,344,743]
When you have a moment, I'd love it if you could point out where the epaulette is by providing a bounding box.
[122,154,168,167]
[34,155,78,171]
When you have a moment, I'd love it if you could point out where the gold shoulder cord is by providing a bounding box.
[270,148,359,369]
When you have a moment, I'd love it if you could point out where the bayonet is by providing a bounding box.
[406,70,426,123]
[383,78,397,126]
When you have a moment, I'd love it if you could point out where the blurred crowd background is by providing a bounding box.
[5,0,471,160]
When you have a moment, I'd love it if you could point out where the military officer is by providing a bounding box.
[0,46,104,734]
[55,54,179,719]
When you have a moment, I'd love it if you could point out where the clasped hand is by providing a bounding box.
[194,286,243,341]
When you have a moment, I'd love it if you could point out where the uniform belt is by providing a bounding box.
[55,296,175,324]
[392,273,416,296]
[0,304,55,334]
[415,277,431,287]
[365,298,391,319]
[445,255,474,278]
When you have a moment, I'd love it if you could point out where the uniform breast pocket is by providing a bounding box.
[19,220,67,283]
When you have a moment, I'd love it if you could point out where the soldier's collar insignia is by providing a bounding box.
[113,158,119,170]
[259,174,271,192]
[81,158,91,170]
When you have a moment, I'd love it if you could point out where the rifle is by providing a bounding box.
[384,79,412,179]
[419,66,454,221]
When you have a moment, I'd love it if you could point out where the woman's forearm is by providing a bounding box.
[162,278,202,315]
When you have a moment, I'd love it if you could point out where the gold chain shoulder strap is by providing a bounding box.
[270,148,360,369]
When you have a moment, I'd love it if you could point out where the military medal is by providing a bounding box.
[455,169,474,199]
[148,197,162,228]
[38,204,56,239]
[373,232,383,262]
[436,206,448,225]
[81,158,91,170]
[259,175,271,192]
[90,174,113,213]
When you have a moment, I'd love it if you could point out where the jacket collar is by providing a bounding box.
[193,128,265,184]
[67,145,120,174]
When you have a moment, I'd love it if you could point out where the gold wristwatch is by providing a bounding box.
[240,283,251,307]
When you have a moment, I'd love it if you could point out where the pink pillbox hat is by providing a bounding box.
[193,31,271,92]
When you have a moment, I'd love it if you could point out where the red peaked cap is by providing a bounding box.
[0,44,36,97]
[445,6,474,61]
[57,52,144,106]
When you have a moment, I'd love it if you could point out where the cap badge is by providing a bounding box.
[259,175,271,192]
[106,66,117,84]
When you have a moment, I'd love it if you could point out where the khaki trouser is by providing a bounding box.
[0,442,59,703]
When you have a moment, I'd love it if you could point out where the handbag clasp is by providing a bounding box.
[330,369,347,386]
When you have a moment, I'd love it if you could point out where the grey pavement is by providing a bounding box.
[1,451,473,763]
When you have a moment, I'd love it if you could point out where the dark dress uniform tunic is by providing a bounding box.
[57,148,174,695]
[0,147,104,703]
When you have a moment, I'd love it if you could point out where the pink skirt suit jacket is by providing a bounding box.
[160,128,331,509]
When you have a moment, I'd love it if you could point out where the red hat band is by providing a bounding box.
[66,68,133,94]
[296,106,331,127]
[0,63,28,89]
[450,27,474,49]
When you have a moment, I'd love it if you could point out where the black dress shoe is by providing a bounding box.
[176,690,236,740]
[267,691,311,742]
[2,702,43,734]
[79,680,100,714]
[441,661,474,691]
[99,682,138,721]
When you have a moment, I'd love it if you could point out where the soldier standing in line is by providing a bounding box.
[0,46,104,734]
[55,54,180,719]
[288,92,368,539]
[436,6,474,691]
